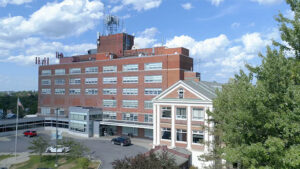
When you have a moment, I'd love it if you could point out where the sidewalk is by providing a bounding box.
[0,152,29,168]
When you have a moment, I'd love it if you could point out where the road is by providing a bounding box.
[0,129,149,169]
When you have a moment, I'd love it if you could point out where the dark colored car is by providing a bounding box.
[111,136,131,146]
[23,130,37,137]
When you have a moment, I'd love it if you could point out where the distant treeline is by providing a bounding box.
[0,91,38,118]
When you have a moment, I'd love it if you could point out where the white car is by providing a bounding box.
[45,145,70,153]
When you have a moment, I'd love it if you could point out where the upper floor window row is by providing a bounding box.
[144,75,162,83]
[41,79,51,85]
[85,78,98,84]
[41,70,51,76]
[123,76,138,83]
[123,64,138,72]
[55,69,65,75]
[103,66,117,73]
[144,62,162,70]
[103,77,117,84]
[69,68,81,74]
[85,67,98,74]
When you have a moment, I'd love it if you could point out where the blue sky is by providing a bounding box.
[0,0,291,91]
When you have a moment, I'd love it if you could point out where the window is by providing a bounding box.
[85,88,98,95]
[122,113,138,121]
[41,79,51,85]
[41,89,51,94]
[55,79,65,85]
[176,108,186,119]
[103,99,116,108]
[123,64,138,72]
[123,88,138,95]
[70,114,87,121]
[103,111,117,120]
[144,101,153,109]
[85,67,98,74]
[144,88,162,95]
[103,88,117,95]
[103,66,117,73]
[178,88,184,99]
[123,76,138,83]
[55,69,65,75]
[41,107,50,115]
[161,128,171,140]
[122,127,138,136]
[69,122,86,132]
[144,62,162,70]
[69,78,81,85]
[69,68,81,74]
[144,75,162,83]
[144,129,153,138]
[69,89,81,95]
[55,108,65,116]
[193,131,204,144]
[176,129,187,142]
[85,78,98,84]
[103,77,117,84]
[161,107,171,118]
[144,114,153,123]
[55,88,65,95]
[122,100,138,108]
[192,108,204,120]
[41,70,51,76]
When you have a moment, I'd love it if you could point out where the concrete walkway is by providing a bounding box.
[0,152,30,168]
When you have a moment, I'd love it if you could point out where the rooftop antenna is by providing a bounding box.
[104,14,120,35]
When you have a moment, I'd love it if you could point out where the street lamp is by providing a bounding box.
[54,108,58,168]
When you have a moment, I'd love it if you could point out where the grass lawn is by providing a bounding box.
[0,154,14,161]
[11,155,100,169]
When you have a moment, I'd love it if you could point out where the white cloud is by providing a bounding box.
[111,5,124,13]
[181,3,193,10]
[0,0,32,7]
[241,32,269,53]
[122,0,162,11]
[251,0,282,5]
[0,0,104,40]
[209,0,224,6]
[231,22,240,29]
[133,27,159,48]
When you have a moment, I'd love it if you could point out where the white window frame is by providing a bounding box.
[192,108,205,121]
[69,78,81,85]
[103,111,117,120]
[85,67,98,74]
[103,88,117,95]
[144,62,162,70]
[69,89,81,95]
[55,79,65,85]
[144,88,162,95]
[41,88,51,95]
[144,101,153,109]
[41,70,51,76]
[85,88,98,95]
[122,76,138,83]
[54,88,65,95]
[103,66,117,73]
[55,69,65,75]
[122,100,138,108]
[85,78,98,84]
[69,68,81,74]
[41,107,51,115]
[123,64,138,72]
[176,107,187,120]
[144,114,153,123]
[103,99,117,108]
[41,79,51,85]
[161,128,171,140]
[192,130,204,144]
[176,129,187,142]
[122,88,138,95]
[144,75,162,83]
[103,77,117,84]
[161,107,171,118]
[122,113,138,121]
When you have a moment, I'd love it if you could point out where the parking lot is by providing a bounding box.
[0,129,150,169]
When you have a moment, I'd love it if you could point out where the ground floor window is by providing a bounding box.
[176,129,187,142]
[192,130,204,144]
[161,128,171,140]
[122,127,138,136]
[41,107,51,115]
[69,122,86,133]
[144,129,153,138]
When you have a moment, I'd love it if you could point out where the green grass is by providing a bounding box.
[11,155,100,169]
[0,154,14,161]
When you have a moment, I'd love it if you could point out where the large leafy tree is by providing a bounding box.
[28,136,49,161]
[207,1,300,168]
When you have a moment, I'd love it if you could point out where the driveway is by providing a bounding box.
[0,129,150,169]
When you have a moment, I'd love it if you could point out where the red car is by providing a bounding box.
[23,130,37,137]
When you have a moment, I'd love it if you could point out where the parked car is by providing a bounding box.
[111,136,131,146]
[45,145,70,153]
[23,130,37,137]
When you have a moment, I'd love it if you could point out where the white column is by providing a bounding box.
[153,103,157,147]
[171,105,176,148]
[157,104,161,145]
[204,106,209,152]
[187,106,192,150]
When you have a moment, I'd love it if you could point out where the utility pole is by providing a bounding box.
[55,108,58,167]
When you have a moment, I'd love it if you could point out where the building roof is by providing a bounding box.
[183,80,222,100]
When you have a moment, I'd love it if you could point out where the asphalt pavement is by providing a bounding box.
[0,129,150,169]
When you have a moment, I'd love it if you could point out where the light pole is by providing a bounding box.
[55,108,58,167]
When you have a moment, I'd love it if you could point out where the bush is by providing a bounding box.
[77,157,90,169]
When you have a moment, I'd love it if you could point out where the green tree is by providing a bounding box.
[77,157,90,169]
[28,136,49,161]
[206,1,300,168]
[58,138,89,159]
[112,151,179,169]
